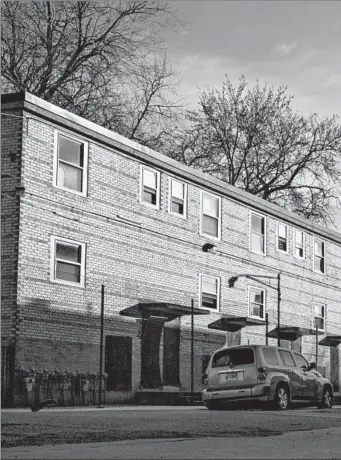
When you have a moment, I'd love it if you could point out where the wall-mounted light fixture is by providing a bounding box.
[15,185,25,197]
[202,243,217,253]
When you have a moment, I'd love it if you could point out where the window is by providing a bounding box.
[140,166,160,208]
[200,274,220,310]
[314,305,325,331]
[295,229,305,258]
[55,132,88,195]
[292,352,309,369]
[200,192,221,239]
[277,222,288,252]
[279,350,295,367]
[250,212,266,254]
[51,237,85,287]
[249,287,265,319]
[262,347,280,365]
[314,239,325,273]
[212,348,254,368]
[169,178,187,217]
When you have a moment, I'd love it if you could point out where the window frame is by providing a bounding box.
[50,236,86,288]
[277,221,289,254]
[140,165,160,209]
[199,274,220,312]
[200,191,221,241]
[53,130,89,197]
[294,228,305,259]
[249,211,266,256]
[168,177,187,218]
[313,304,326,332]
[292,352,309,369]
[313,238,325,274]
[279,350,296,367]
[248,286,266,320]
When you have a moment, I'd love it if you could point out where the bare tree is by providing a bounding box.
[1,0,184,150]
[167,76,341,224]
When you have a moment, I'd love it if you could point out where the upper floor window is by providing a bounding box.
[314,239,325,273]
[295,229,305,258]
[199,274,220,310]
[140,166,160,208]
[51,237,85,287]
[169,178,187,217]
[200,192,221,240]
[250,212,266,255]
[248,287,265,320]
[277,222,288,253]
[55,132,88,196]
[314,305,325,331]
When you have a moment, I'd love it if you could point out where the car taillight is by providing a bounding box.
[257,366,267,380]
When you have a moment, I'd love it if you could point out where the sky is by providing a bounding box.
[164,0,341,230]
[164,0,341,117]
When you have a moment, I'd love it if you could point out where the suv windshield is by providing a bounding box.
[212,348,254,368]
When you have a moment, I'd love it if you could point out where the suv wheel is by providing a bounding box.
[274,385,289,410]
[317,386,333,409]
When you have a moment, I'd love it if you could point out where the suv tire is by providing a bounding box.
[273,385,289,410]
[317,386,333,409]
[205,401,221,410]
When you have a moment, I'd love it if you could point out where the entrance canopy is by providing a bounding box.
[319,335,341,347]
[120,302,211,322]
[208,314,265,332]
[267,326,323,342]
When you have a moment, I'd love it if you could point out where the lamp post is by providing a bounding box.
[229,273,281,347]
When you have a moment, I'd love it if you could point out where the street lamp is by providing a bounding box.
[229,273,281,347]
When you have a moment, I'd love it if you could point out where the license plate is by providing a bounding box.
[219,371,243,383]
[225,372,238,380]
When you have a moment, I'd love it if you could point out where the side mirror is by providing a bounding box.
[308,362,316,370]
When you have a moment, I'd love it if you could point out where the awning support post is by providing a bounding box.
[191,298,194,402]
[265,313,269,345]
[316,324,319,370]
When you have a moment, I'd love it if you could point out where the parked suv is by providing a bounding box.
[202,345,333,410]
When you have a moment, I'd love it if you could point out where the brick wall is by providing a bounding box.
[1,106,24,349]
[1,99,340,396]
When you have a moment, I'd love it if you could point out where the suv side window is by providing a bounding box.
[292,352,309,368]
[262,347,280,365]
[279,350,295,367]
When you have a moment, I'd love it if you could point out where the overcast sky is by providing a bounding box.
[165,0,341,117]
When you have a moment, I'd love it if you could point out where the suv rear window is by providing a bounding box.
[212,348,254,368]
[262,347,280,365]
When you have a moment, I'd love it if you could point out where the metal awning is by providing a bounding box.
[319,335,341,347]
[120,302,211,322]
[267,326,324,341]
[208,315,265,332]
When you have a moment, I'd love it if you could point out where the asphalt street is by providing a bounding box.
[2,405,341,459]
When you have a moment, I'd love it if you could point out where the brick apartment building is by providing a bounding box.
[1,92,341,406]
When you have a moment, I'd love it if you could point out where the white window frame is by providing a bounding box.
[294,229,305,259]
[140,165,160,209]
[277,222,289,254]
[199,274,220,311]
[313,238,325,274]
[51,236,86,288]
[313,304,326,332]
[53,130,88,197]
[168,177,187,218]
[200,191,221,241]
[249,211,266,256]
[248,286,266,320]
